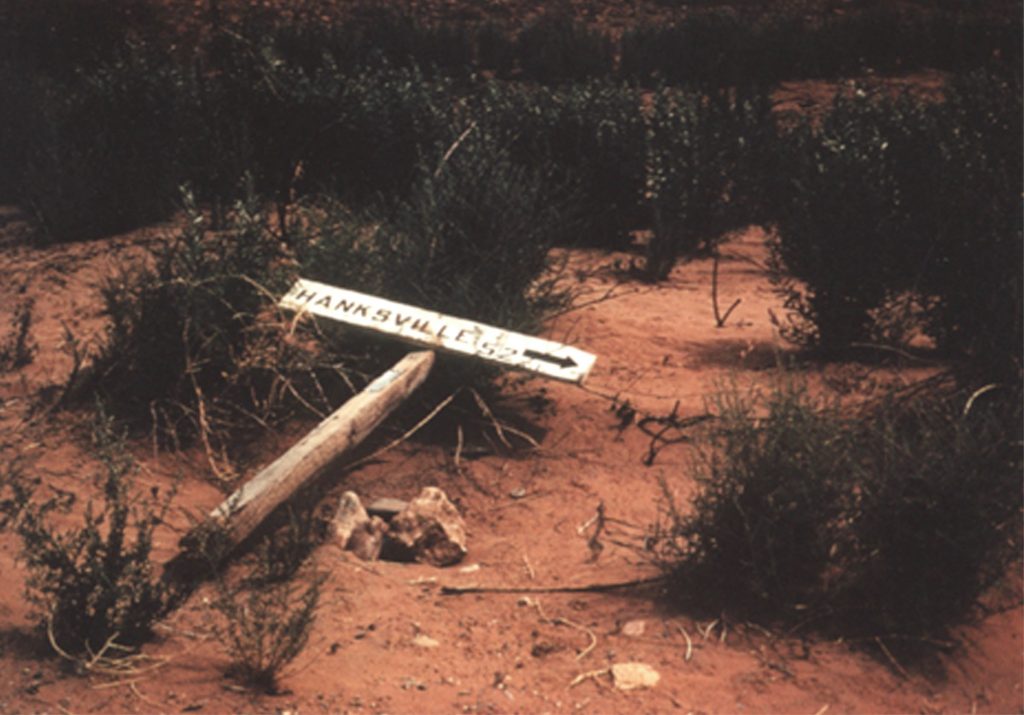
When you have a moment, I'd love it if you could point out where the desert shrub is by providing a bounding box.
[770,75,1022,370]
[917,73,1023,382]
[842,390,1023,636]
[642,85,775,281]
[16,52,184,243]
[769,89,925,351]
[515,14,614,83]
[88,190,348,475]
[298,131,578,383]
[655,380,850,616]
[656,378,1023,641]
[213,566,323,693]
[0,407,173,658]
[473,80,647,249]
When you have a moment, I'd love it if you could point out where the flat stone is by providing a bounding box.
[366,497,409,521]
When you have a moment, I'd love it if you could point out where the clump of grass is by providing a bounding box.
[654,379,849,616]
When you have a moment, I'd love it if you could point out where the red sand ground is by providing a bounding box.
[0,206,1021,714]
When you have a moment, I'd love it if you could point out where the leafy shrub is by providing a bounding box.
[770,75,1022,371]
[655,378,1023,642]
[654,380,849,616]
[474,80,647,249]
[515,14,614,83]
[643,85,775,281]
[0,407,173,658]
[917,73,1023,383]
[17,52,184,243]
[88,190,346,475]
[769,89,920,351]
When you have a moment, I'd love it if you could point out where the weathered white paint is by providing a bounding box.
[279,278,596,383]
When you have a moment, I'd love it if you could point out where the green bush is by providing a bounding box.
[515,14,614,83]
[770,75,1022,371]
[474,80,647,249]
[0,407,172,658]
[655,380,849,616]
[17,53,184,243]
[88,190,346,473]
[643,85,775,281]
[655,379,1023,641]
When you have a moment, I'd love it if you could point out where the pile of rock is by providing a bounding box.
[334,487,467,567]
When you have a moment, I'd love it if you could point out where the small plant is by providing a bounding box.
[0,406,173,660]
[0,297,36,371]
[213,557,323,693]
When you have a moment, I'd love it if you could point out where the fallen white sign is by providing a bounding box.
[279,278,597,384]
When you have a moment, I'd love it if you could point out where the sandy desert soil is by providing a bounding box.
[0,210,1020,714]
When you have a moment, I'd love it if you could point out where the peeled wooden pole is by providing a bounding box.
[189,350,435,557]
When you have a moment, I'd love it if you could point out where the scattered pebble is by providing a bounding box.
[611,662,660,691]
[621,620,646,637]
[412,634,440,649]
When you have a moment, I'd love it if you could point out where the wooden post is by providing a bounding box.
[185,350,435,559]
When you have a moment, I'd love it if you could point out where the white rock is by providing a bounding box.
[621,619,646,637]
[412,634,440,649]
[334,491,369,547]
[611,662,660,691]
[387,487,467,567]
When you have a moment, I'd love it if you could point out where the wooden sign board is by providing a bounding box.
[280,278,596,384]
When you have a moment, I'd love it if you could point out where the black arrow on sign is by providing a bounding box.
[523,349,578,369]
